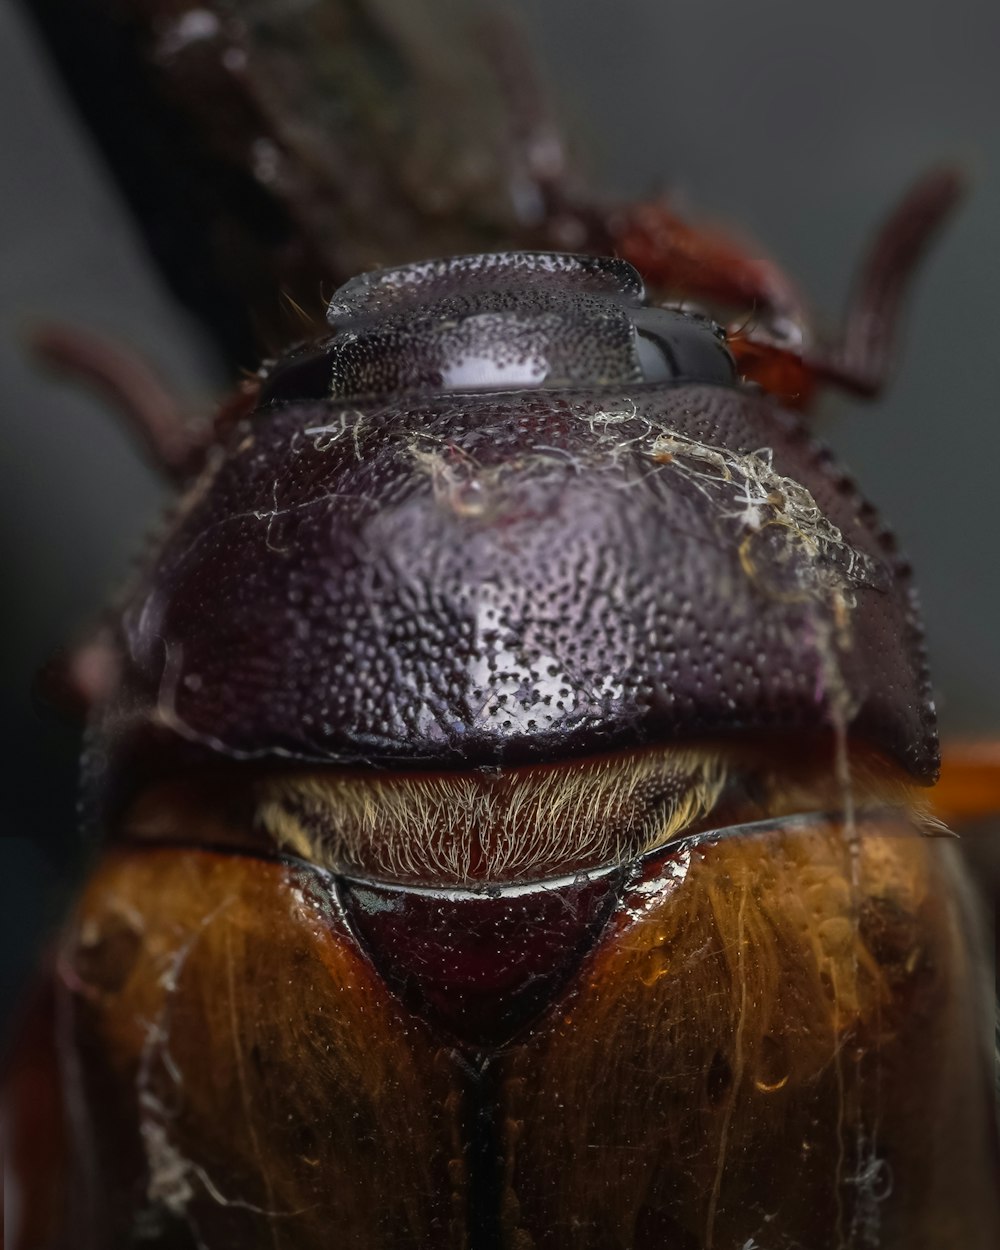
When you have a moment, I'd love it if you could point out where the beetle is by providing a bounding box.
[4,2,1000,1248]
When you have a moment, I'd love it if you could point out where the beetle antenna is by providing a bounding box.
[30,324,212,482]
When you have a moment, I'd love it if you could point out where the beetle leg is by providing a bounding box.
[816,165,966,397]
[933,740,1000,988]
[34,632,120,723]
[932,740,1000,826]
[731,167,967,405]
[1,976,70,1249]
[30,323,213,481]
[725,334,822,408]
[603,196,810,330]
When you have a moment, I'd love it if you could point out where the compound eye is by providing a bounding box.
[256,341,335,406]
[631,307,737,385]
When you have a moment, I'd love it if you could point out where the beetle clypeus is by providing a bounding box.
[5,4,1000,1249]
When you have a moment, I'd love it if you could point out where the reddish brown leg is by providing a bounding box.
[29,327,262,722]
[811,166,966,397]
[730,167,966,406]
[931,740,1000,828]
[2,978,70,1250]
[725,336,822,408]
[600,167,964,411]
[31,324,213,481]
[34,634,120,724]
[604,197,808,329]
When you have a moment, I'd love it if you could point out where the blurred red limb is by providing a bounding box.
[30,323,210,480]
[932,740,1000,828]
[606,167,966,412]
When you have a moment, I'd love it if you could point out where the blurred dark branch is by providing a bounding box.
[19,0,571,371]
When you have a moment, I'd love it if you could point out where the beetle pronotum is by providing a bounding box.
[4,3,999,1249]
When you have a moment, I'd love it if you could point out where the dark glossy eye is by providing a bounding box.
[254,252,736,406]
[631,306,735,385]
[255,339,337,406]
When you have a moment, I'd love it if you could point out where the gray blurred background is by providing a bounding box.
[2,0,999,1027]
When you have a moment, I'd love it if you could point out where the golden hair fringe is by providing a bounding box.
[254,745,936,886]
